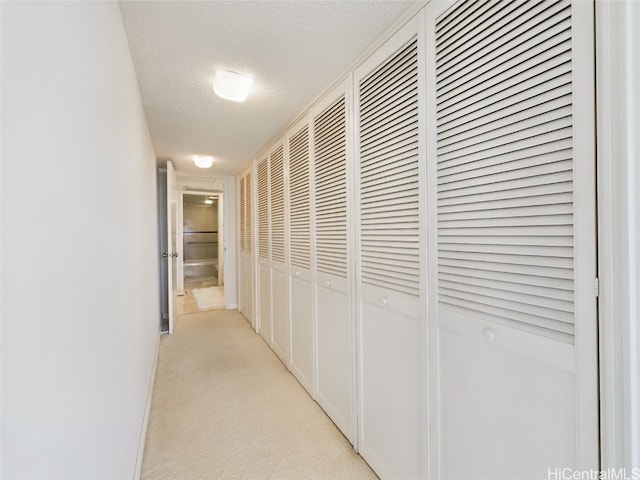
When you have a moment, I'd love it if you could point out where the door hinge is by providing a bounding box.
[594,277,600,298]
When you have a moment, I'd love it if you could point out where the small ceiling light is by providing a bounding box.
[204,199,214,205]
[213,69,253,102]
[193,155,214,169]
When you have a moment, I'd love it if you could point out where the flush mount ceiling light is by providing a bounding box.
[213,69,253,102]
[204,199,214,205]
[193,155,214,169]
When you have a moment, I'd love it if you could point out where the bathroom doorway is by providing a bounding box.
[180,192,225,312]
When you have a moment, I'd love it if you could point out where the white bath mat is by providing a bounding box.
[192,287,224,311]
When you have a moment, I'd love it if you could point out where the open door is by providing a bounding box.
[166,160,178,334]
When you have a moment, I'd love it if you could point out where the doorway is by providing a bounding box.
[179,192,225,314]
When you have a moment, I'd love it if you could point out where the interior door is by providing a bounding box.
[238,171,254,325]
[426,1,598,477]
[354,16,425,479]
[257,157,272,342]
[312,84,355,443]
[288,120,314,394]
[167,160,178,334]
[269,144,289,363]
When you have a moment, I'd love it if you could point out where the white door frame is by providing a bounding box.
[166,160,177,334]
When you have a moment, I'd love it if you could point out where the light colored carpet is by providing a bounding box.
[192,287,225,311]
[141,309,378,480]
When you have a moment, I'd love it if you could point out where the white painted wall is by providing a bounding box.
[1,2,160,478]
[596,0,640,470]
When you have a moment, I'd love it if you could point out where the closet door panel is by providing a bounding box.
[427,1,598,477]
[269,144,288,361]
[239,171,254,325]
[258,261,271,341]
[239,255,252,323]
[238,175,248,318]
[439,311,575,478]
[257,157,271,342]
[271,266,288,362]
[246,171,254,326]
[316,280,351,436]
[355,16,425,478]
[288,121,314,393]
[290,273,313,393]
[312,85,354,442]
[360,301,421,479]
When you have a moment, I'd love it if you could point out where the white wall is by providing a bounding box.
[1,2,160,478]
[597,0,640,470]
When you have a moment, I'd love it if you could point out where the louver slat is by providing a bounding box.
[315,97,347,278]
[436,1,575,341]
[359,38,420,298]
[437,2,571,103]
[439,92,572,146]
[270,146,285,263]
[289,126,311,269]
[257,159,269,260]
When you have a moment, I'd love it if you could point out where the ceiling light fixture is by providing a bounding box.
[204,199,214,205]
[193,155,214,169]
[213,69,253,102]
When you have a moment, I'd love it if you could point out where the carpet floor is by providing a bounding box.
[141,309,378,480]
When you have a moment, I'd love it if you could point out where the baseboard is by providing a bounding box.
[134,332,161,480]
[358,444,393,480]
[290,364,313,399]
[315,391,353,445]
[225,303,238,310]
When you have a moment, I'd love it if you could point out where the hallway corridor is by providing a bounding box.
[141,309,377,479]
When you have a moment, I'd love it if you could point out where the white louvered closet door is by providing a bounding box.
[246,171,254,324]
[269,144,289,361]
[270,146,285,266]
[288,120,314,394]
[289,126,311,274]
[245,171,252,257]
[427,1,598,477]
[238,171,254,325]
[312,83,354,442]
[355,16,425,480]
[240,176,246,253]
[238,174,248,319]
[257,157,272,342]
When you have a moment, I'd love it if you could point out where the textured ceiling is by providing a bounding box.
[119,0,413,176]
